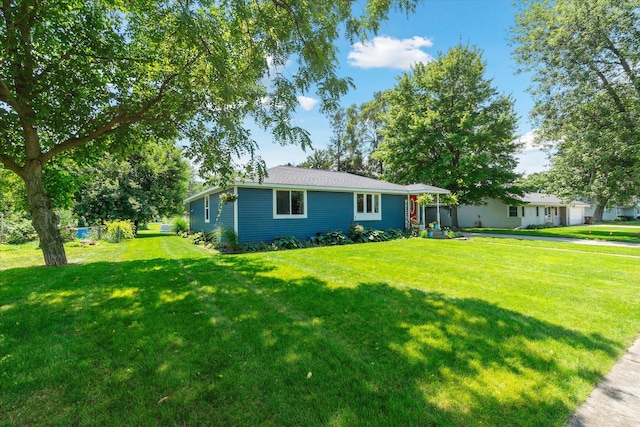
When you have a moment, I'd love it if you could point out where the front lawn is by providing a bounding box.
[464,223,640,244]
[1,233,639,426]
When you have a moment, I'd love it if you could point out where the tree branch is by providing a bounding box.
[0,76,11,103]
[0,153,23,177]
[604,36,640,99]
[34,48,75,80]
[41,71,180,164]
[589,63,635,132]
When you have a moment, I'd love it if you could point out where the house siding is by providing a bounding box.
[445,200,586,228]
[188,191,235,233]
[454,200,522,228]
[236,188,406,244]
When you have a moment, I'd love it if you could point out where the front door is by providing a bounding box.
[409,194,418,226]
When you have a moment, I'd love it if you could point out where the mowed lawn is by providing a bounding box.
[465,222,640,244]
[1,232,640,426]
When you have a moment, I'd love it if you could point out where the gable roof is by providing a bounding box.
[184,166,449,203]
[519,192,590,207]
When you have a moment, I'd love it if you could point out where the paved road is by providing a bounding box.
[466,231,640,425]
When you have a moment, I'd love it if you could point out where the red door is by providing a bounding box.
[409,194,418,225]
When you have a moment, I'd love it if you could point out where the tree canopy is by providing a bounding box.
[0,0,419,265]
[376,44,522,227]
[299,92,387,177]
[511,0,640,220]
[73,144,190,227]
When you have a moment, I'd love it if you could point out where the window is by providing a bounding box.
[508,206,518,217]
[273,190,307,218]
[354,193,381,221]
[521,206,525,217]
[536,206,540,217]
[204,195,210,223]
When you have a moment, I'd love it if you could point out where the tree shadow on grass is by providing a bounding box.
[0,254,624,426]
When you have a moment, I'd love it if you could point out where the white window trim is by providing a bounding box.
[204,195,210,223]
[354,192,382,221]
[273,189,308,219]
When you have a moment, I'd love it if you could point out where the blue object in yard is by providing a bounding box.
[76,227,89,239]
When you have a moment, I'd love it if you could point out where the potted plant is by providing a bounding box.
[219,192,238,204]
[417,193,434,207]
[427,222,435,237]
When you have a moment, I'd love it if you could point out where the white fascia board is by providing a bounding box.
[183,185,229,204]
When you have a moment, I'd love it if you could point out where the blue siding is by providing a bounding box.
[188,191,235,233]
[236,188,406,244]
[362,194,406,230]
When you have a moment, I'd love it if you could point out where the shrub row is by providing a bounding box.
[613,216,639,222]
[0,216,38,244]
[182,225,408,253]
[524,223,557,229]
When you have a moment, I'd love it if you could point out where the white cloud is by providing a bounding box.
[516,149,549,176]
[297,96,318,111]
[348,36,434,70]
[517,129,541,152]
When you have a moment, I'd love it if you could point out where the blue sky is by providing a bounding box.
[254,0,548,176]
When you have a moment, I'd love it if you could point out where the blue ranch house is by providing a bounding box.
[184,166,449,244]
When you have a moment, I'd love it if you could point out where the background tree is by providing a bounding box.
[511,0,640,221]
[298,149,333,170]
[516,171,553,193]
[0,0,418,266]
[300,93,387,176]
[0,167,22,215]
[376,44,522,228]
[356,92,388,176]
[327,108,348,172]
[73,144,190,228]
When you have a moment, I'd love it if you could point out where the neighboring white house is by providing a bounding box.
[583,200,640,221]
[435,193,590,228]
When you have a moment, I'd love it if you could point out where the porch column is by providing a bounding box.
[436,193,441,225]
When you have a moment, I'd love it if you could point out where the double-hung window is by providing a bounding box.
[274,189,307,218]
[508,206,518,217]
[354,192,381,221]
[204,195,210,223]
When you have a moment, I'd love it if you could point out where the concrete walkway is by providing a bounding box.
[568,337,640,426]
[465,232,640,425]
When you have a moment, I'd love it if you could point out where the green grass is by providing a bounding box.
[1,232,640,426]
[464,222,640,244]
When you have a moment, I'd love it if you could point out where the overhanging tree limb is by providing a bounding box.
[41,71,181,164]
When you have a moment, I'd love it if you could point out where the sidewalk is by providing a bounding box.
[567,337,640,426]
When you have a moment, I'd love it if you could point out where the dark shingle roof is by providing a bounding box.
[244,166,449,194]
[184,166,449,203]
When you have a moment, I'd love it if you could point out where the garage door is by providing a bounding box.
[568,208,583,225]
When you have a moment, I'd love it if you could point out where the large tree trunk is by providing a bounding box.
[23,159,68,266]
[593,204,606,223]
[451,205,460,229]
[592,195,609,223]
